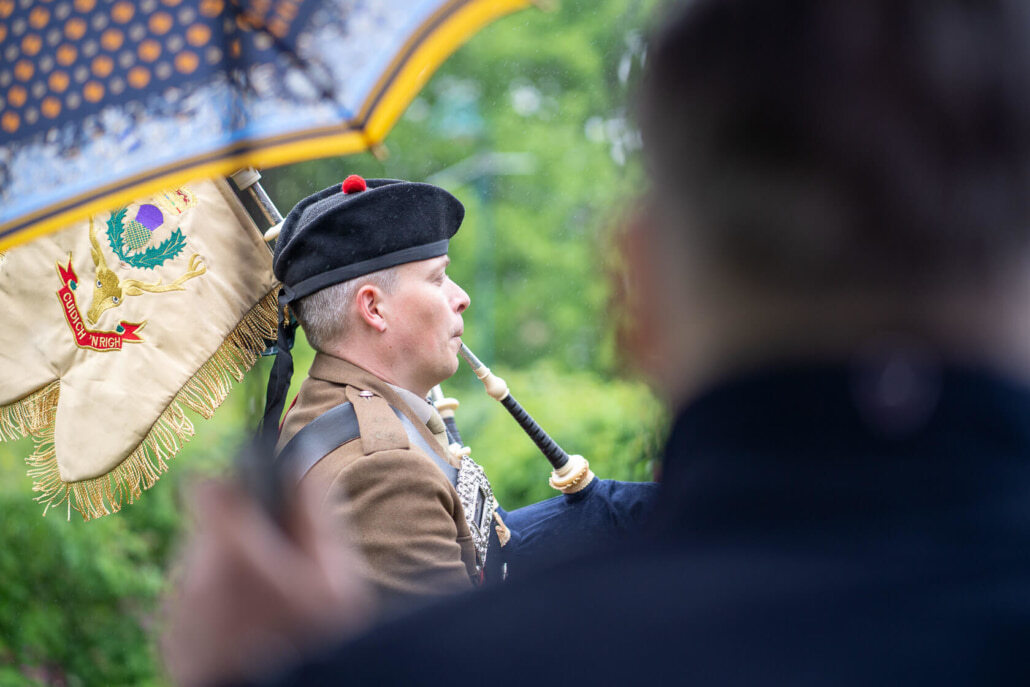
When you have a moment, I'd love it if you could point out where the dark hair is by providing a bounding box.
[639,0,1030,291]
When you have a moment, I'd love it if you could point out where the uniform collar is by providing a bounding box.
[308,352,436,428]
[308,352,394,393]
[386,383,434,426]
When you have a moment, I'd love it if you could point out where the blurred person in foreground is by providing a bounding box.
[164,0,1030,684]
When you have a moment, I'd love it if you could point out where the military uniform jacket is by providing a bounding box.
[276,353,477,607]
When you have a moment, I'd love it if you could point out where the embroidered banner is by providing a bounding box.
[0,178,278,520]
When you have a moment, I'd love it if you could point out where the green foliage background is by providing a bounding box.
[0,1,665,683]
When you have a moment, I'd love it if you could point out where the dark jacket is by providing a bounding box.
[254,364,1030,685]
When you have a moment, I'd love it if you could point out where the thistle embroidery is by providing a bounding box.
[87,217,206,325]
[106,207,187,270]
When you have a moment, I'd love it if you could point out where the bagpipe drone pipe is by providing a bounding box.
[433,343,659,579]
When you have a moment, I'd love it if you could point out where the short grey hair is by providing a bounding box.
[293,267,399,352]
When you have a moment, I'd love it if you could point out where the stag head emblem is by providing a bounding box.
[86,217,206,324]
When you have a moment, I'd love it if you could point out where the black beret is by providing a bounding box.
[274,177,465,303]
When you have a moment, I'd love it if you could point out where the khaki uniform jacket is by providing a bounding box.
[276,353,476,608]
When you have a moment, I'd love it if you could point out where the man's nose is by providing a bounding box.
[452,281,470,314]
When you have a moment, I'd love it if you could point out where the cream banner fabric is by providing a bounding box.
[0,178,278,520]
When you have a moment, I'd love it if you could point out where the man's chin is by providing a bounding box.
[427,358,461,389]
[444,355,461,380]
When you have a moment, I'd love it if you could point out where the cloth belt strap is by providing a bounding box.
[276,400,458,485]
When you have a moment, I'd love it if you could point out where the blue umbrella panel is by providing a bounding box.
[0,0,531,251]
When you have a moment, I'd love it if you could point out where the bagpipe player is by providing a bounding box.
[259,174,657,614]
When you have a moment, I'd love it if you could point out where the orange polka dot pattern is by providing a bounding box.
[0,0,310,139]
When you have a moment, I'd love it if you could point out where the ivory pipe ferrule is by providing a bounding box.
[548,454,595,494]
[474,365,510,401]
[460,344,510,400]
[429,385,459,419]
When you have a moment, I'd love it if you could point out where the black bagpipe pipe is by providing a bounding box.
[441,343,595,494]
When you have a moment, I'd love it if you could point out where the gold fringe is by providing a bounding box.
[16,288,279,521]
[0,381,60,442]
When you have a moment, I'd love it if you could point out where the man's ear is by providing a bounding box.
[355,284,388,332]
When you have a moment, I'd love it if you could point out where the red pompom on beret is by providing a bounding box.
[342,174,367,194]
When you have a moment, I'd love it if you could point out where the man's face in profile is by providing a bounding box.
[380,255,470,391]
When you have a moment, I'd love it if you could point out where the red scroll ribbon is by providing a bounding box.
[56,259,144,352]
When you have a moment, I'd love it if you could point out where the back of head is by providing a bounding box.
[639,0,1030,295]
